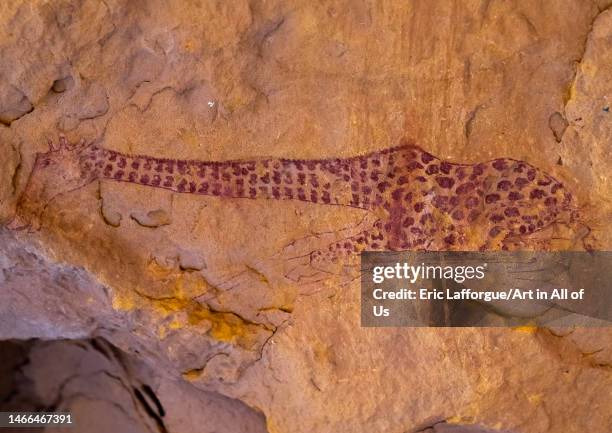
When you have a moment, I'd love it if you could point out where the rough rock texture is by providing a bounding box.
[0,1,611,433]
[0,338,268,433]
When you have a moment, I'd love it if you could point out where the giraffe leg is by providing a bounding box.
[309,225,386,269]
[284,220,387,283]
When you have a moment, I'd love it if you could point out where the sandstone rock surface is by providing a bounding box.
[1,1,611,433]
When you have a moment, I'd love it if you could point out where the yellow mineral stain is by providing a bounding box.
[168,318,183,330]
[112,258,263,348]
[150,296,260,347]
[182,368,203,382]
[111,293,136,311]
[527,393,543,404]
[513,324,538,334]
[446,415,474,424]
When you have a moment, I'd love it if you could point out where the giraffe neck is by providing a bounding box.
[81,145,413,210]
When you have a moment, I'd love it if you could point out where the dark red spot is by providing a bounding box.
[425,164,439,175]
[397,176,409,185]
[497,180,512,191]
[527,169,536,181]
[551,183,562,193]
[508,191,523,201]
[322,191,331,203]
[391,188,404,200]
[436,177,455,188]
[538,178,552,186]
[272,187,281,199]
[403,216,414,227]
[151,174,161,186]
[407,160,424,170]
[128,172,137,182]
[166,161,175,174]
[113,170,124,180]
[530,189,546,199]
[504,207,520,217]
[198,182,209,193]
[416,176,427,182]
[492,159,507,171]
[285,187,293,199]
[456,182,475,194]
[140,174,150,185]
[414,202,425,212]
[377,182,390,193]
[421,152,434,163]
[444,234,455,245]
[440,162,452,174]
[490,214,504,223]
[545,197,557,206]
[261,173,270,184]
[515,178,529,189]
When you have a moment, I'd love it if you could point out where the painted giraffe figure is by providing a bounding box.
[8,136,582,261]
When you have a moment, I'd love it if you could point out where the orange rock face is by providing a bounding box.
[0,1,610,433]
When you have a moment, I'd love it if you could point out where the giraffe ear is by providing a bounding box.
[58,134,69,150]
[47,137,59,152]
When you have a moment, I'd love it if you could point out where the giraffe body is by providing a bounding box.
[9,136,578,254]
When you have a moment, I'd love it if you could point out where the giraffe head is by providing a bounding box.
[498,175,591,251]
[7,135,97,232]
